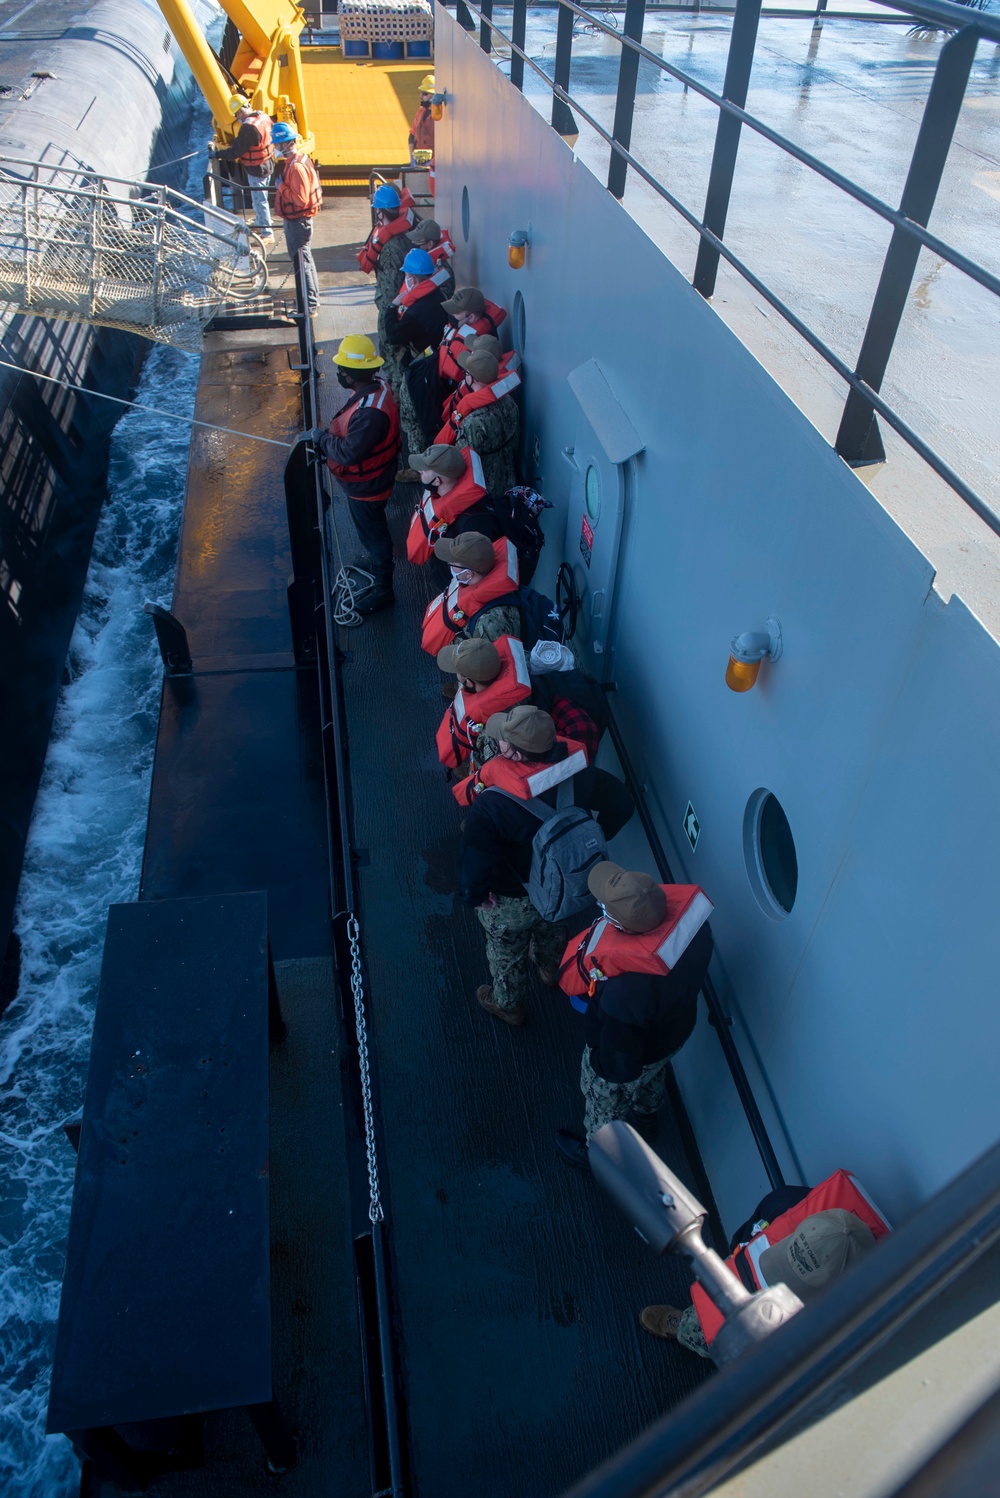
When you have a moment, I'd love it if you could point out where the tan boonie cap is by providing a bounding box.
[442,286,485,316]
[483,704,556,754]
[456,348,499,384]
[409,218,440,244]
[587,863,667,933]
[410,443,465,478]
[469,334,503,362]
[433,531,495,573]
[758,1209,875,1300]
[437,637,502,682]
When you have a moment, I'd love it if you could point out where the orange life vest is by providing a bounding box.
[357,189,417,274]
[428,233,456,266]
[240,112,274,168]
[274,153,322,220]
[420,537,519,656]
[406,448,487,566]
[435,366,522,447]
[411,102,435,152]
[437,301,507,383]
[558,886,715,1009]
[435,635,532,770]
[392,268,451,313]
[325,381,401,500]
[690,1170,892,1346]
[455,736,588,808]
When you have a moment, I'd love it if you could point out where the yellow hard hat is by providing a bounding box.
[333,334,384,371]
[229,95,247,115]
[419,74,435,93]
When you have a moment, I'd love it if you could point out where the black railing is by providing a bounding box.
[454,0,1000,538]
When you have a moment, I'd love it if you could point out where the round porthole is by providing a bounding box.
[461,185,471,243]
[584,464,601,524]
[743,789,798,918]
[512,289,526,358]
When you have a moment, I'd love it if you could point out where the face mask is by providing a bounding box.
[337,370,356,389]
[451,567,474,585]
[598,902,626,931]
[424,476,441,495]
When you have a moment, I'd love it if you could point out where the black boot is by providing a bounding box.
[356,583,395,617]
[626,1110,659,1143]
[554,1129,591,1173]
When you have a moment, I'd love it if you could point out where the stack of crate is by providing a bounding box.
[340,0,433,59]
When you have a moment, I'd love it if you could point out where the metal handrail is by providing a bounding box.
[602,707,787,1189]
[456,1,1000,537]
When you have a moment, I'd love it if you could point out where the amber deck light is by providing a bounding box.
[431,91,446,121]
[725,617,782,693]
[508,228,529,270]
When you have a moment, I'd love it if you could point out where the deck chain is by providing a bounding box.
[347,913,383,1224]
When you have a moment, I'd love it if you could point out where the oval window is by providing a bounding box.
[584,464,601,523]
[743,790,798,917]
[461,185,471,243]
[512,289,526,358]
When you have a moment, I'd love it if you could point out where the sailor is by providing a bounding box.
[640,1172,889,1360]
[212,96,275,244]
[434,635,532,773]
[457,707,634,1026]
[553,864,714,1171]
[421,532,521,655]
[271,123,322,317]
[435,347,521,495]
[311,335,401,616]
[438,287,507,388]
[409,73,436,160]
[357,183,418,387]
[383,248,451,463]
[408,217,456,298]
[405,444,496,566]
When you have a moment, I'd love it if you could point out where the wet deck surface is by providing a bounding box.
[106,196,715,1497]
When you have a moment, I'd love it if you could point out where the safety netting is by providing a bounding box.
[0,157,269,352]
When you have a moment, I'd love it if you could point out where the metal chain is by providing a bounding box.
[347,913,383,1224]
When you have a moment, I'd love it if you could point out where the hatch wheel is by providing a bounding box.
[556,562,580,641]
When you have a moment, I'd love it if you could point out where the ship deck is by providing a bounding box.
[101,197,714,1497]
[301,47,428,178]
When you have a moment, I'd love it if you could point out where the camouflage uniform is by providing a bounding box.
[398,372,426,458]
[456,397,519,494]
[374,233,412,399]
[580,1045,672,1141]
[476,894,567,1013]
[461,601,521,646]
[676,1305,711,1359]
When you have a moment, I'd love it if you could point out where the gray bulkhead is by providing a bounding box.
[433,3,1000,1234]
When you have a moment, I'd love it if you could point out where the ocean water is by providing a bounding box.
[0,140,205,1496]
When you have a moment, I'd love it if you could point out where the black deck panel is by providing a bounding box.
[337,492,713,1498]
[140,335,331,960]
[47,894,272,1434]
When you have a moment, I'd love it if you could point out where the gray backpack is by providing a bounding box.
[492,778,608,923]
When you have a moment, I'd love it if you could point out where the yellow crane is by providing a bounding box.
[155,0,433,181]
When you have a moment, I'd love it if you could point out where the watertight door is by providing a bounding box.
[564,359,645,679]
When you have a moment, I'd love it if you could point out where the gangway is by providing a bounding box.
[0,157,269,352]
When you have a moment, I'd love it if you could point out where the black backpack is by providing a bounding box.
[482,487,550,586]
[468,587,563,650]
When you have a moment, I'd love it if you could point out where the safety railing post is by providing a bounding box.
[835,24,979,465]
[551,0,578,140]
[479,0,493,53]
[455,0,475,31]
[510,0,527,91]
[607,0,647,199]
[692,0,763,299]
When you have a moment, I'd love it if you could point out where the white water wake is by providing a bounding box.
[0,179,205,1498]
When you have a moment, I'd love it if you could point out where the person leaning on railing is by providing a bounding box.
[271,123,322,318]
[210,96,275,245]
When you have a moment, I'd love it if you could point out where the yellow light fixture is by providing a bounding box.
[431,90,446,121]
[508,228,529,270]
[725,617,782,693]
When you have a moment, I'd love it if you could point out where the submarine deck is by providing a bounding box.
[101,197,713,1496]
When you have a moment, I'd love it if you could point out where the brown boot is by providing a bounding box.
[639,1305,684,1341]
[530,949,560,986]
[476,984,526,1027]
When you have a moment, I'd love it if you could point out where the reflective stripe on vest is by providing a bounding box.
[557,887,714,1009]
[326,381,400,490]
[405,448,486,566]
[420,537,519,656]
[435,636,531,768]
[455,736,587,807]
[434,369,522,446]
[690,1170,892,1345]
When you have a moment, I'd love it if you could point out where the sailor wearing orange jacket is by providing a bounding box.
[554,864,714,1172]
[434,635,532,772]
[435,347,521,494]
[405,445,497,566]
[271,123,321,314]
[457,706,634,1027]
